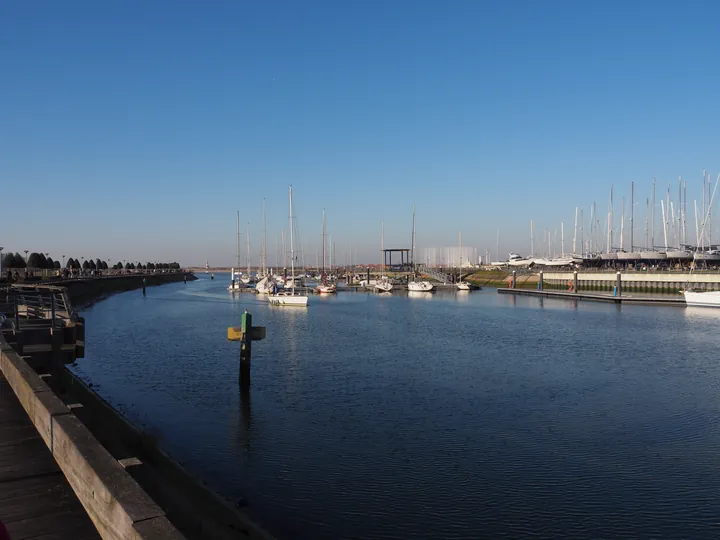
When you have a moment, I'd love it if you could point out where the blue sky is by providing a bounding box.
[3,1,720,266]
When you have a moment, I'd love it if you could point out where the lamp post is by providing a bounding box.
[62,255,66,267]
[24,250,29,266]
[0,247,3,276]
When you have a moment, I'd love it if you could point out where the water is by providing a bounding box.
[72,275,720,539]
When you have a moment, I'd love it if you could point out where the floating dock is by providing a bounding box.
[497,287,686,306]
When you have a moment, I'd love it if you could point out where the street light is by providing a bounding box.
[62,255,66,267]
[24,250,29,265]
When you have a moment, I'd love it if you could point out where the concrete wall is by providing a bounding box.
[59,272,197,307]
[0,336,185,540]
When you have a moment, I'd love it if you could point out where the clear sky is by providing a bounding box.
[3,1,720,266]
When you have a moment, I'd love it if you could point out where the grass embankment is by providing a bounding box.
[466,270,538,289]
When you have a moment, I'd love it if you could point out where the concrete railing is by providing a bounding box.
[0,336,185,540]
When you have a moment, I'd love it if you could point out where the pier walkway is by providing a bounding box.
[0,372,99,540]
[498,287,686,305]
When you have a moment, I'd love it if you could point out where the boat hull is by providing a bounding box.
[268,294,308,306]
[456,283,471,291]
[374,283,394,293]
[408,281,434,292]
[684,290,720,307]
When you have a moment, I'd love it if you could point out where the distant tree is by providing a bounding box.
[3,252,16,268]
[95,258,102,270]
[46,256,55,268]
[39,254,48,268]
[27,252,44,268]
[73,259,81,270]
[170,262,180,269]
[66,257,74,269]
[147,262,155,270]
[117,261,124,269]
[101,261,108,270]
[88,259,96,270]
[14,252,26,268]
[53,260,61,269]
[127,262,135,270]
[82,260,90,270]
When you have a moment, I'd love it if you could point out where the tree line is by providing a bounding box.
[2,252,181,271]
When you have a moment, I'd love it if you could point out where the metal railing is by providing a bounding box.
[0,285,75,330]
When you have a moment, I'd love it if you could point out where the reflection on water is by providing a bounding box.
[73,275,720,540]
[407,291,433,300]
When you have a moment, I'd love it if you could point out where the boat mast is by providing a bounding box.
[644,198,649,249]
[289,186,295,293]
[381,221,385,277]
[608,185,613,253]
[677,177,682,248]
[661,200,668,250]
[262,198,267,276]
[695,200,700,249]
[572,208,578,255]
[496,228,499,261]
[411,203,416,268]
[246,226,251,276]
[321,208,326,274]
[530,220,534,258]
[580,208,585,255]
[651,177,656,249]
[683,178,687,246]
[236,211,241,269]
[630,181,634,251]
[620,197,625,251]
[561,221,564,257]
[458,231,462,270]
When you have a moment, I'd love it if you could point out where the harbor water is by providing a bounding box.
[72,274,720,539]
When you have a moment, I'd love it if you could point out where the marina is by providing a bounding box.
[62,275,720,540]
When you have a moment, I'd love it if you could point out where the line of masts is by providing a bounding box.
[523,172,718,259]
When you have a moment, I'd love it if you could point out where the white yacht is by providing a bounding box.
[684,290,720,307]
[268,186,309,307]
[408,280,434,292]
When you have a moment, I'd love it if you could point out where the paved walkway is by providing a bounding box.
[0,373,99,540]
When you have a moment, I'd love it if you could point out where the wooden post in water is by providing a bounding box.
[616,271,622,297]
[512,271,517,289]
[538,271,544,291]
[228,310,266,385]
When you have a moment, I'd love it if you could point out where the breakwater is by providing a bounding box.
[539,271,720,294]
[56,272,197,306]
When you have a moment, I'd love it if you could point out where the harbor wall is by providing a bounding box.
[540,272,720,294]
[56,272,197,306]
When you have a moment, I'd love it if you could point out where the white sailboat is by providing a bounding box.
[684,173,720,307]
[374,221,394,293]
[316,208,337,294]
[229,211,247,291]
[456,231,471,291]
[268,185,309,306]
[408,204,434,292]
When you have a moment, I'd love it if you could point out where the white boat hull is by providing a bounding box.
[694,252,720,262]
[665,250,693,260]
[374,282,394,293]
[684,290,720,307]
[456,282,471,291]
[640,251,667,260]
[268,293,309,306]
[408,281,434,292]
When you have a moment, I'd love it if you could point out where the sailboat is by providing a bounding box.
[316,208,337,294]
[408,204,434,292]
[456,231,471,291]
[684,172,720,307]
[268,186,309,306]
[229,211,248,291]
[374,221,393,293]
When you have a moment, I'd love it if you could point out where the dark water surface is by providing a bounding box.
[72,275,720,539]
